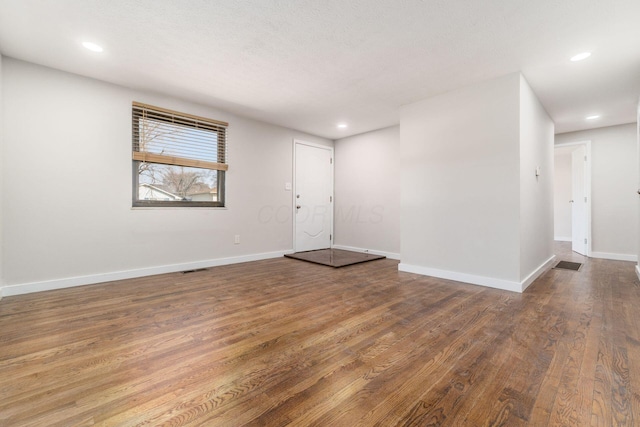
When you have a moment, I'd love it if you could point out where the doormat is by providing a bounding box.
[285,249,385,268]
[554,261,583,271]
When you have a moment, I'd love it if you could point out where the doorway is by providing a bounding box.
[554,141,592,256]
[293,140,334,252]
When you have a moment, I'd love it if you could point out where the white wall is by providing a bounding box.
[399,72,554,292]
[553,149,572,240]
[333,126,400,258]
[1,58,332,295]
[0,54,3,297]
[400,73,522,285]
[518,75,554,282]
[555,123,638,260]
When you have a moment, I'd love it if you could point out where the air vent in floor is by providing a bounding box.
[554,261,582,271]
[182,268,208,274]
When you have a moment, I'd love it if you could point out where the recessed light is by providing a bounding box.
[82,41,104,53]
[585,115,600,120]
[337,123,348,129]
[570,52,591,62]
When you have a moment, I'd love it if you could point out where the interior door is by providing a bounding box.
[571,145,587,255]
[294,142,333,252]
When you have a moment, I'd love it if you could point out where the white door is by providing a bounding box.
[571,145,587,255]
[294,142,333,252]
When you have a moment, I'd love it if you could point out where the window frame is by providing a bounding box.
[131,102,228,208]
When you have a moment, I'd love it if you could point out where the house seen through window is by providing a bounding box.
[132,102,228,207]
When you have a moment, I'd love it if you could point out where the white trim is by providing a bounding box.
[398,255,556,293]
[591,252,638,262]
[637,105,640,282]
[554,236,572,242]
[0,250,290,298]
[398,263,523,292]
[554,140,592,257]
[331,244,400,260]
[292,139,334,253]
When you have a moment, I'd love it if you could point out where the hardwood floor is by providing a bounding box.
[0,243,638,426]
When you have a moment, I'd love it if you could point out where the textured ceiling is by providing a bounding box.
[0,0,639,139]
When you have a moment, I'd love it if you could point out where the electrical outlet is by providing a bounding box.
[234,235,240,244]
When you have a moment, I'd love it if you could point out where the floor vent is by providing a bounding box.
[182,268,208,274]
[554,261,582,271]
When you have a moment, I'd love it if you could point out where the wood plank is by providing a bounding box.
[132,151,228,171]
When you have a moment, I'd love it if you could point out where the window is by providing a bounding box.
[132,102,228,207]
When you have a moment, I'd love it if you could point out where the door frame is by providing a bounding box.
[292,139,334,253]
[555,140,592,257]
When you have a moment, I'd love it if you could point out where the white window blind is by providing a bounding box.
[132,102,228,171]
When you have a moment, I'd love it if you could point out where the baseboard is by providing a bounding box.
[636,264,640,282]
[0,250,290,298]
[590,252,637,262]
[554,237,572,242]
[398,255,556,294]
[331,244,400,260]
[398,263,523,293]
